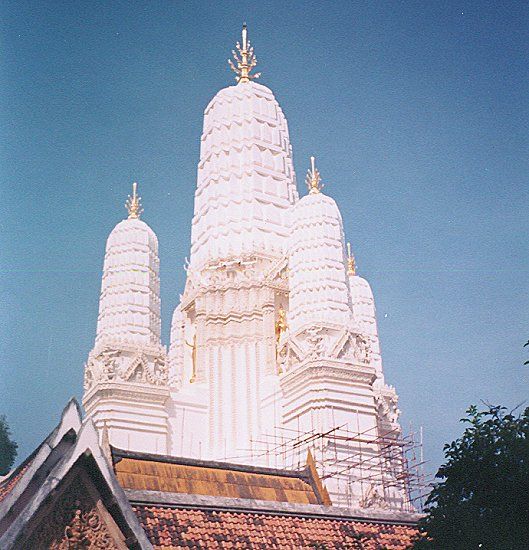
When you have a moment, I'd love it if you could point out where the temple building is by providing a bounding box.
[0,26,421,548]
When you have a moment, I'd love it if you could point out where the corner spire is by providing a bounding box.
[306,156,323,195]
[347,242,356,276]
[228,23,261,84]
[125,182,143,219]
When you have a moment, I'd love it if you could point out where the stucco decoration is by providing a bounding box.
[19,474,126,550]
[375,385,401,426]
[360,485,390,510]
[84,348,168,391]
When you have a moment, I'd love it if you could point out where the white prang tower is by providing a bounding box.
[170,24,298,460]
[278,159,406,508]
[83,183,170,454]
[84,26,412,513]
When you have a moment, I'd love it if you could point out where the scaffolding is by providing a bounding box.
[227,422,432,512]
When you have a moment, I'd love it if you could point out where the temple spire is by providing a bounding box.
[125,182,143,219]
[306,156,323,194]
[347,242,356,276]
[228,23,261,84]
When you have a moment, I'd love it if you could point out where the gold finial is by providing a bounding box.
[275,306,287,341]
[306,156,323,194]
[275,306,287,374]
[347,242,356,276]
[125,182,143,219]
[228,23,261,84]
[186,334,197,384]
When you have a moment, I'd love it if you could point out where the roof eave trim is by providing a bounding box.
[125,489,424,526]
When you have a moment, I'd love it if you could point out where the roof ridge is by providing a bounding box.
[111,447,311,480]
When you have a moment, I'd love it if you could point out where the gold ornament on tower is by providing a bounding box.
[228,24,261,84]
[306,156,323,194]
[347,242,356,276]
[125,182,143,219]
[275,306,287,374]
[185,334,197,384]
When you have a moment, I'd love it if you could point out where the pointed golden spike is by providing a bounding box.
[305,156,323,194]
[347,242,356,276]
[228,23,260,84]
[125,181,143,219]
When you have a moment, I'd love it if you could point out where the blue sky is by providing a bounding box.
[1,1,528,479]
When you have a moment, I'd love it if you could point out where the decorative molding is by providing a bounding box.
[19,470,127,550]
[359,485,390,511]
[84,349,168,392]
[374,384,401,426]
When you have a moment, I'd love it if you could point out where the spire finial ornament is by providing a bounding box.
[125,182,143,219]
[228,23,261,84]
[306,156,323,194]
[347,242,356,276]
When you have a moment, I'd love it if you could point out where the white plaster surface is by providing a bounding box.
[190,81,298,270]
[349,274,383,377]
[96,218,161,346]
[289,192,352,334]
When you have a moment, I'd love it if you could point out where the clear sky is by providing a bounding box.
[1,1,528,479]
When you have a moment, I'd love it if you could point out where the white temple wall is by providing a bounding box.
[86,385,170,455]
[167,387,208,459]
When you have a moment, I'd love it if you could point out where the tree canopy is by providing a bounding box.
[414,404,529,549]
[0,415,18,476]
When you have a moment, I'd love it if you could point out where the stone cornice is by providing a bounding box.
[82,383,170,407]
[282,361,377,387]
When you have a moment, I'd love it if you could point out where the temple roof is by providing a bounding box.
[112,448,329,506]
[115,449,420,548]
[1,400,420,550]
[0,456,33,504]
[134,506,419,549]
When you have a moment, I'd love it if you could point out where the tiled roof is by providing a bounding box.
[134,505,418,549]
[0,458,33,503]
[113,450,327,505]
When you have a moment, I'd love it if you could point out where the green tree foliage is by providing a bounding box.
[0,415,18,476]
[414,405,529,549]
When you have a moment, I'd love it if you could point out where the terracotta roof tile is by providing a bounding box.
[0,459,33,503]
[133,505,418,549]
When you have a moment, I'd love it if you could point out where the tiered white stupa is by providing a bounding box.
[174,26,298,459]
[289,157,352,334]
[347,247,383,376]
[83,26,411,512]
[190,80,298,270]
[83,183,170,454]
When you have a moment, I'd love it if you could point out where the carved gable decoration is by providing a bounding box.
[333,330,371,364]
[85,349,168,391]
[264,257,289,288]
[337,337,354,360]
[18,467,128,550]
